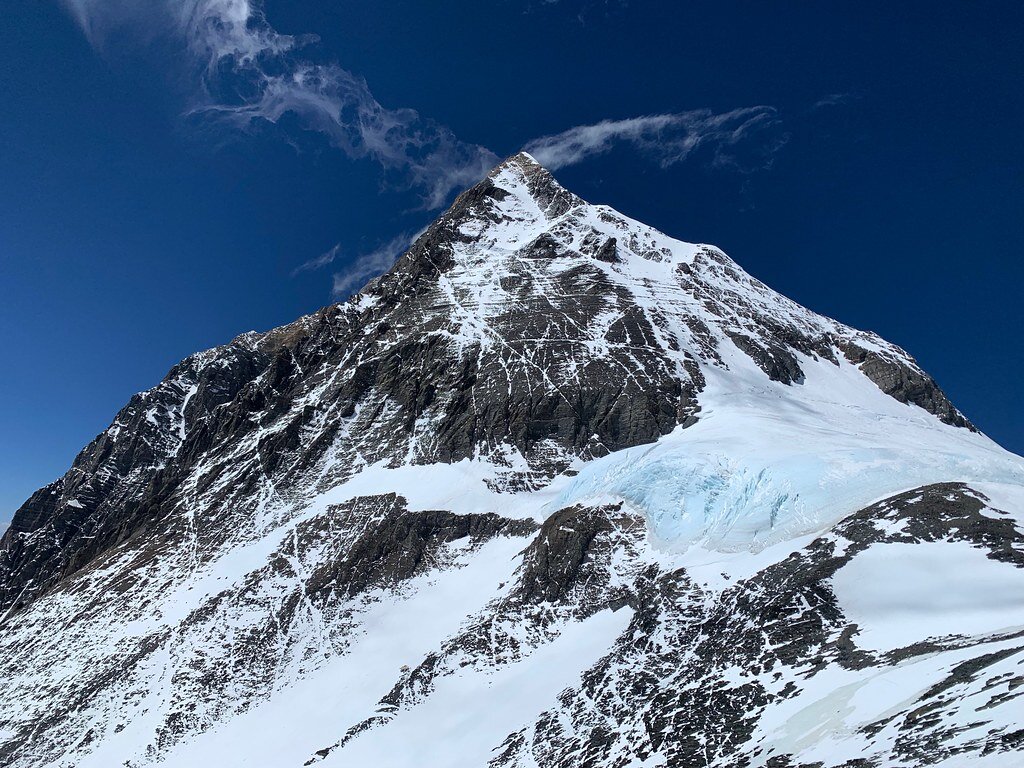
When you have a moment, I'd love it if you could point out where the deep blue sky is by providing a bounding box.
[1,1,1022,523]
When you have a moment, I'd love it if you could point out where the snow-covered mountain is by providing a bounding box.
[3,153,1024,768]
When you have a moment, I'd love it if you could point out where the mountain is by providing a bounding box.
[2,152,1024,768]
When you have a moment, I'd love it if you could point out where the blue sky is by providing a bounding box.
[1,0,1022,522]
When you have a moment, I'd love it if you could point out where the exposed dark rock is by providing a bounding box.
[0,340,273,616]
[523,233,563,260]
[309,499,539,599]
[840,341,974,429]
[727,331,805,384]
[517,504,618,604]
[594,237,619,263]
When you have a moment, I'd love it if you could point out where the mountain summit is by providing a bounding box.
[2,156,1024,768]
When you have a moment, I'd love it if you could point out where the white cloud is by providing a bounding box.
[59,0,801,305]
[291,243,342,277]
[60,0,498,209]
[523,107,786,171]
[60,3,791,211]
[813,92,859,109]
[60,2,789,211]
[331,233,414,299]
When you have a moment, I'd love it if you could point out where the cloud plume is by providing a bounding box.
[813,92,859,109]
[60,0,498,208]
[56,1,806,266]
[523,108,787,172]
[60,1,789,212]
[291,243,342,277]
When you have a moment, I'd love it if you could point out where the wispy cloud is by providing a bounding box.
[59,2,797,216]
[331,233,415,299]
[59,2,801,303]
[60,0,498,209]
[60,2,791,212]
[523,107,787,172]
[291,243,342,277]
[813,92,860,109]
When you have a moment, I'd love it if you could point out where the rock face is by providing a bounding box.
[1,153,1021,768]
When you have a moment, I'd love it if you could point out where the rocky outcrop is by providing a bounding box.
[840,341,974,429]
[0,340,273,615]
[517,504,619,604]
[726,331,805,384]
[309,499,538,599]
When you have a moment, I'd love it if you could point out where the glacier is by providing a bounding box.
[556,340,1024,552]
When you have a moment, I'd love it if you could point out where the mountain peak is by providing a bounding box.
[2,149,1021,768]
[478,150,582,220]
[489,150,541,174]
[369,151,971,438]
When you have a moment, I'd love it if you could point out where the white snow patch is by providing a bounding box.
[971,481,1024,523]
[309,456,573,522]
[832,540,1024,652]
[323,607,631,768]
